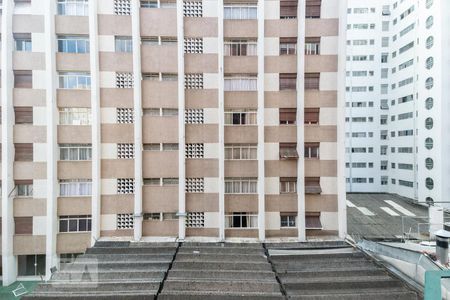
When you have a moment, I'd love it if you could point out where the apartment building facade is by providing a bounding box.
[1,0,346,284]
[345,0,449,206]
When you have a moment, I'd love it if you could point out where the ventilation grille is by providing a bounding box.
[116,72,134,88]
[184,38,203,53]
[117,143,135,159]
[117,178,135,194]
[185,74,203,89]
[117,108,134,124]
[185,212,205,228]
[185,109,204,124]
[183,1,203,17]
[186,178,204,193]
[117,213,134,229]
[185,143,204,158]
[114,0,131,15]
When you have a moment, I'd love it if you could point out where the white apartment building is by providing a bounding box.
[345,0,450,208]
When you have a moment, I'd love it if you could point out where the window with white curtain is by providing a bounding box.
[224,75,257,91]
[225,144,257,160]
[115,36,133,53]
[225,178,258,194]
[58,35,90,53]
[59,144,92,161]
[224,40,257,56]
[57,0,88,16]
[59,179,92,197]
[224,4,257,19]
[224,109,257,125]
[58,72,91,89]
[59,108,91,125]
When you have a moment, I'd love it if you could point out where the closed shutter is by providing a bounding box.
[280,37,297,44]
[280,73,297,90]
[14,107,33,124]
[304,108,320,124]
[279,108,296,124]
[305,212,322,229]
[280,0,298,18]
[14,71,32,88]
[305,37,320,44]
[304,73,320,90]
[305,177,321,194]
[15,217,33,234]
[306,0,321,18]
[15,143,33,161]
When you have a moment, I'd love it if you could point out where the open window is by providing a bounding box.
[306,0,321,18]
[305,212,322,229]
[304,108,319,124]
[279,108,296,125]
[304,142,319,158]
[279,143,299,160]
[280,0,297,19]
[305,177,321,194]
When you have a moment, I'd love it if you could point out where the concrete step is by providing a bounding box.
[158,291,284,300]
[270,252,364,261]
[182,242,262,248]
[178,246,265,255]
[284,278,405,291]
[167,270,276,281]
[278,268,386,280]
[174,253,267,262]
[66,261,170,271]
[52,270,165,281]
[163,279,281,293]
[273,260,375,271]
[172,261,273,271]
[77,253,174,262]
[86,246,176,255]
[291,275,394,284]
[265,241,349,250]
[287,287,418,299]
[32,281,161,293]
[24,290,157,299]
[94,241,131,248]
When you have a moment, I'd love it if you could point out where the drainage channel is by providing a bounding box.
[155,241,182,299]
[262,243,288,300]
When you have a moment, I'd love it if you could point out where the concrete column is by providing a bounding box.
[1,0,17,286]
[177,0,186,240]
[297,0,306,242]
[89,0,101,245]
[44,0,59,280]
[257,0,265,241]
[217,0,225,241]
[131,0,143,242]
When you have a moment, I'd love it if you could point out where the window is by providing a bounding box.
[224,40,257,56]
[140,0,158,8]
[399,59,413,70]
[57,0,88,16]
[425,97,433,110]
[59,108,91,125]
[426,0,433,9]
[225,144,257,160]
[304,108,319,124]
[426,36,434,49]
[224,109,257,125]
[399,41,414,54]
[280,73,297,90]
[16,180,33,197]
[117,108,134,123]
[58,72,91,89]
[59,144,92,161]
[117,214,134,229]
[399,180,413,188]
[425,77,434,90]
[14,33,31,51]
[185,109,204,124]
[117,178,135,194]
[280,214,296,228]
[280,178,297,194]
[114,0,131,15]
[224,75,257,91]
[280,0,297,19]
[304,143,319,159]
[400,23,414,37]
[225,213,258,228]
[60,253,82,267]
[144,178,161,186]
[117,143,135,159]
[184,38,203,53]
[116,72,134,88]
[224,4,257,20]
[185,143,204,159]
[143,213,161,220]
[305,0,321,18]
[162,143,178,151]
[425,118,433,130]
[425,158,433,170]
[115,36,132,52]
[59,179,92,196]
[225,178,257,194]
[304,73,319,90]
[163,178,178,186]
[279,108,296,125]
[305,37,320,55]
[14,107,32,124]
[18,255,46,276]
[426,16,433,29]
[14,70,32,88]
[279,143,298,160]
[15,143,33,161]
[183,1,202,17]
[425,138,433,150]
[185,178,204,193]
[59,215,92,232]
[185,73,203,89]
[426,178,434,190]
[305,177,321,194]
[306,212,322,229]
[186,212,205,228]
[58,35,89,53]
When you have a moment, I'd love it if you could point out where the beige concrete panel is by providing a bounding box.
[101,229,133,237]
[305,55,338,73]
[143,186,178,212]
[265,91,296,108]
[264,160,297,177]
[14,125,46,143]
[186,124,219,143]
[57,89,91,108]
[224,20,257,38]
[101,124,134,143]
[225,160,258,177]
[58,197,91,215]
[99,52,133,72]
[266,229,298,238]
[306,19,339,37]
[224,126,258,143]
[305,159,337,177]
[265,56,297,73]
[224,56,257,74]
[14,162,46,180]
[14,198,46,216]
[142,220,178,237]
[225,92,258,109]
[56,53,90,72]
[305,90,337,108]
[304,125,337,143]
[58,161,92,179]
[265,194,297,212]
[225,195,258,211]
[186,159,218,177]
[225,229,258,238]
[186,228,219,237]
[185,54,218,73]
[186,90,218,109]
[101,159,134,178]
[56,233,90,254]
[13,52,45,70]
[186,193,219,212]
[142,81,178,108]
[264,126,296,143]
[305,194,338,212]
[58,125,92,143]
[55,16,89,35]
[140,9,177,37]
[14,88,46,107]
[142,151,178,177]
[13,15,44,33]
[185,18,218,37]
[14,235,46,255]
[101,88,133,108]
[142,117,178,143]
[101,195,134,214]
[141,45,177,73]
[264,19,297,37]
[98,15,132,35]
